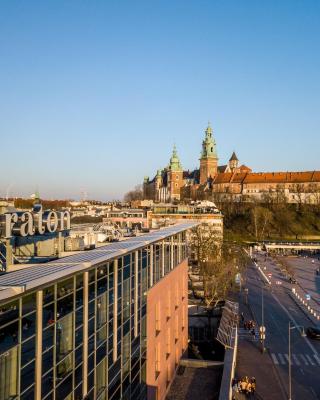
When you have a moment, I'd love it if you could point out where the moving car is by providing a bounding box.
[306,327,320,340]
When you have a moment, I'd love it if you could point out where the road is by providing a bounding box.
[243,253,320,400]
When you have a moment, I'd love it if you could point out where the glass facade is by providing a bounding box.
[0,232,187,400]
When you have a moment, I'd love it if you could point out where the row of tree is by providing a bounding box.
[189,223,249,307]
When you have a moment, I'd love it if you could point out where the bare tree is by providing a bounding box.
[190,223,249,308]
[250,205,273,241]
[123,185,143,202]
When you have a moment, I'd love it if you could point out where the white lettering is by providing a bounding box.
[19,212,34,237]
[2,209,71,238]
[59,210,71,231]
[46,211,59,233]
[4,213,18,238]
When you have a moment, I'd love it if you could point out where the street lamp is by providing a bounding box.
[288,321,306,400]
[260,285,266,353]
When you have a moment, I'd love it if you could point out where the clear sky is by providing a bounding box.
[1,1,319,200]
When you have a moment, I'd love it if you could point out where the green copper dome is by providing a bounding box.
[200,122,218,159]
[169,144,182,171]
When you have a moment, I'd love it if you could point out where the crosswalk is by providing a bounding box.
[271,352,320,367]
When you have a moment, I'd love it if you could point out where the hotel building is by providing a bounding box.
[0,222,196,400]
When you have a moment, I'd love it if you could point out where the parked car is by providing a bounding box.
[306,327,320,340]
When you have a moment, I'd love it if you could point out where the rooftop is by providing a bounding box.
[0,222,198,302]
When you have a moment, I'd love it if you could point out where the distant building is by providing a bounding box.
[143,123,320,204]
[148,202,223,239]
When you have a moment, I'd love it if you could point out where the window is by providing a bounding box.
[155,302,161,335]
[155,343,161,379]
[96,359,107,396]
[166,328,171,358]
[0,346,19,399]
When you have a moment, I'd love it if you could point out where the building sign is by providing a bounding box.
[0,205,71,238]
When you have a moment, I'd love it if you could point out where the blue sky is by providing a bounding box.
[1,1,319,200]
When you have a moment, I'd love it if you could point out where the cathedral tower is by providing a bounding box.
[167,145,184,201]
[228,151,239,173]
[199,123,218,184]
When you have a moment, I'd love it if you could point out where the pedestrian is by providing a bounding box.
[251,377,256,393]
[241,312,244,324]
[251,328,255,339]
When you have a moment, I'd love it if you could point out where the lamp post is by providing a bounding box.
[288,322,306,400]
[260,285,265,353]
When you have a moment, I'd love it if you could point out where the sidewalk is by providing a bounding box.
[234,275,286,400]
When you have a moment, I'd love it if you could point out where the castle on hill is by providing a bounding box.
[143,123,320,204]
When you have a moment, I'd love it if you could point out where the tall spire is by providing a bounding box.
[229,151,238,161]
[201,122,217,159]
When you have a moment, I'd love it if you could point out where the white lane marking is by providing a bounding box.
[271,353,279,365]
[270,291,319,356]
[313,354,320,365]
[293,354,301,366]
[299,354,309,366]
[278,353,286,365]
[306,355,315,366]
[310,387,318,399]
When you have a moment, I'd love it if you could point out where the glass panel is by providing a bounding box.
[56,372,72,398]
[76,289,83,309]
[96,358,107,396]
[97,276,108,295]
[122,333,130,376]
[0,300,19,326]
[42,348,54,375]
[88,300,95,319]
[76,273,83,289]
[97,264,108,278]
[97,293,107,328]
[42,326,54,352]
[0,345,18,399]
[122,279,130,323]
[21,360,35,392]
[75,364,82,386]
[22,292,36,315]
[57,278,74,298]
[89,270,96,283]
[75,345,83,365]
[97,325,107,346]
[21,336,35,366]
[89,283,95,301]
[57,294,73,319]
[75,326,83,348]
[88,318,95,337]
[43,286,54,305]
[56,353,73,380]
[109,272,114,290]
[43,303,55,327]
[76,307,83,326]
[56,313,74,361]
[20,385,34,400]
[0,321,19,353]
[42,370,54,398]
[22,313,36,341]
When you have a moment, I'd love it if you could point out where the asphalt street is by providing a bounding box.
[241,253,320,400]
